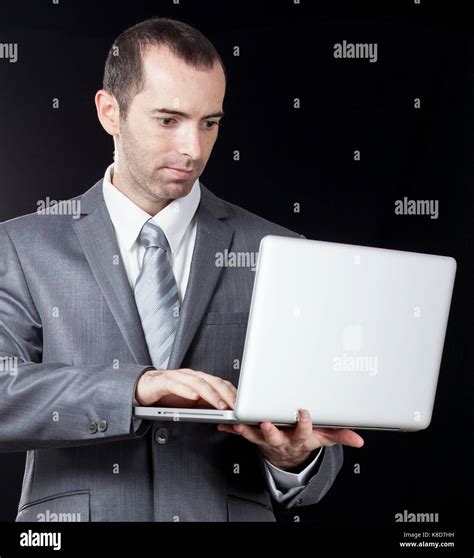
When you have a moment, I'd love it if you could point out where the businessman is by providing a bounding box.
[0,17,363,522]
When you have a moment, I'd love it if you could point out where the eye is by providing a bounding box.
[157,117,177,126]
[203,120,222,130]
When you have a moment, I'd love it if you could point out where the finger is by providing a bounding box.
[184,371,237,409]
[203,376,237,409]
[259,422,286,448]
[224,379,238,398]
[232,424,265,445]
[161,378,200,402]
[168,373,226,409]
[291,409,314,445]
[315,427,365,448]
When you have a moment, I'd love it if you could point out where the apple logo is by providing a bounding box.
[342,323,363,352]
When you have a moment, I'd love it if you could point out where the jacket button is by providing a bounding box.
[88,421,98,434]
[296,498,303,506]
[155,427,169,444]
[97,419,108,432]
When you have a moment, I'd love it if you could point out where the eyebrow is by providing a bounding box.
[151,107,224,119]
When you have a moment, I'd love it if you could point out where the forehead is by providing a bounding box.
[139,45,225,108]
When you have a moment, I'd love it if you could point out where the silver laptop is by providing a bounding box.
[134,235,456,431]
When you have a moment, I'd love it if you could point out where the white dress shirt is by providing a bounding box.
[102,163,323,503]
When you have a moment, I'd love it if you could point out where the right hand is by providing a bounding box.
[135,368,237,410]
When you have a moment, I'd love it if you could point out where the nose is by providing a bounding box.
[177,125,203,162]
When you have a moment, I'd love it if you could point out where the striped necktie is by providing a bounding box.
[134,219,180,370]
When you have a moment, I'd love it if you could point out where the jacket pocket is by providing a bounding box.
[226,494,276,522]
[16,489,90,522]
[205,311,250,325]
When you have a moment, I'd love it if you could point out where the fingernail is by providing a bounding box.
[218,399,227,409]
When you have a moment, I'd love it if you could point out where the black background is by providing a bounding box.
[0,0,472,540]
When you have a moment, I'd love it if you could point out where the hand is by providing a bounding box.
[217,408,364,471]
[135,368,237,409]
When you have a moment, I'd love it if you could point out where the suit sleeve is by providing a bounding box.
[273,445,344,509]
[0,223,152,452]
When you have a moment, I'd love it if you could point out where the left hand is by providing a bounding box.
[217,408,364,471]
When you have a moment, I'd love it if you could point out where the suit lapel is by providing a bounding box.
[73,183,151,365]
[72,179,234,370]
[168,191,234,369]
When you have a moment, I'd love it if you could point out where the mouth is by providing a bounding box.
[164,167,194,179]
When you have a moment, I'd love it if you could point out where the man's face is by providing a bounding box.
[116,45,225,203]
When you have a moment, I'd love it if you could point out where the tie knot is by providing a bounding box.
[138,220,170,252]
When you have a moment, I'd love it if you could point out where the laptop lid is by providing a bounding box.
[235,236,456,431]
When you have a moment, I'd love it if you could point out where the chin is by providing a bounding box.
[160,180,195,199]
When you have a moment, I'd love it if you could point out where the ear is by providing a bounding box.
[95,89,120,136]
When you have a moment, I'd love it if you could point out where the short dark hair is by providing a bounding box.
[103,17,226,119]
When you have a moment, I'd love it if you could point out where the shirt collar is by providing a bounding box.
[102,163,201,254]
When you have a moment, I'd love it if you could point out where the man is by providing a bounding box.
[0,17,363,522]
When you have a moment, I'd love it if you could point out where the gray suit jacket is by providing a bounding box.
[0,179,343,522]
